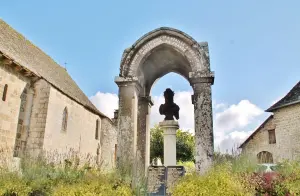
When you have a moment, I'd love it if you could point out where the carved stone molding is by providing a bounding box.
[120,28,206,77]
[114,76,142,92]
[139,96,154,106]
[189,71,215,85]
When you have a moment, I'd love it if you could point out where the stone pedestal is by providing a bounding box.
[159,120,179,166]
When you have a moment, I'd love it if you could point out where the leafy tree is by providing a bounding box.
[150,125,195,164]
[176,129,195,162]
[150,125,164,164]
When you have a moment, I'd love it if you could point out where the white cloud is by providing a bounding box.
[90,92,118,118]
[215,100,263,133]
[217,131,252,154]
[213,100,263,153]
[90,91,264,154]
[213,101,227,111]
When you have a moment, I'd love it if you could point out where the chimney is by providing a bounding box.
[114,109,118,119]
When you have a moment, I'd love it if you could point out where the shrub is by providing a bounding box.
[275,160,300,195]
[53,181,132,196]
[177,161,195,174]
[172,163,254,196]
[52,170,132,196]
[0,151,134,196]
[0,172,31,196]
[248,172,290,196]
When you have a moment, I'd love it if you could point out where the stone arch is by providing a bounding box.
[120,27,210,78]
[115,27,215,177]
[257,151,274,164]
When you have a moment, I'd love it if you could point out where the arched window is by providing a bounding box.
[95,119,100,140]
[257,151,273,164]
[61,107,68,132]
[2,84,8,101]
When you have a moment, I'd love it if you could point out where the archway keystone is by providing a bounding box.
[115,27,215,177]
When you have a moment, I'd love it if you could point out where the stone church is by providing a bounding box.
[0,19,117,169]
[240,81,300,164]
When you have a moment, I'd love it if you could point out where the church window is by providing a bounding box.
[2,84,8,101]
[61,107,68,132]
[114,144,117,165]
[268,129,276,144]
[95,119,100,140]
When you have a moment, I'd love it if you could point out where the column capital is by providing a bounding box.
[139,96,154,106]
[189,71,215,85]
[115,76,142,92]
[191,83,212,104]
[115,76,140,85]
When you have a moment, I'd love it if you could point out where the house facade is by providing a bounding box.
[0,19,117,170]
[240,81,300,164]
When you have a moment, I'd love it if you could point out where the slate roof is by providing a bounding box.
[0,19,109,119]
[266,81,300,112]
[239,115,274,149]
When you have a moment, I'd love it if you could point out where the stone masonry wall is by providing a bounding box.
[43,86,117,169]
[100,118,117,170]
[0,64,30,156]
[0,64,117,169]
[242,103,300,163]
[273,103,300,160]
[25,79,51,157]
[242,117,277,162]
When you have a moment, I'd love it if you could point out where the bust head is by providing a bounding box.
[164,88,174,103]
[159,88,180,120]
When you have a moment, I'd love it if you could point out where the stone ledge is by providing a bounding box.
[159,120,179,128]
[114,76,142,90]
[189,71,214,85]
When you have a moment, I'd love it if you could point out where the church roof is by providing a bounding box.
[266,81,300,112]
[0,19,109,120]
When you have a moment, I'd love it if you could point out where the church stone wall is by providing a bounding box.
[43,86,117,169]
[273,104,300,160]
[241,117,278,162]
[0,64,30,156]
[25,79,51,157]
[100,118,117,170]
[242,103,300,163]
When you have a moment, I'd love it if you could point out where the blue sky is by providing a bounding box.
[2,0,300,152]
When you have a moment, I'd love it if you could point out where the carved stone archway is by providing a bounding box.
[115,27,215,177]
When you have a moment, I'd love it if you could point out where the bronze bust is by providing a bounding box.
[159,88,180,120]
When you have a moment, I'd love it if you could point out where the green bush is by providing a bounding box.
[53,181,132,196]
[0,154,133,196]
[0,172,31,196]
[172,163,254,196]
[177,161,195,174]
[274,160,300,195]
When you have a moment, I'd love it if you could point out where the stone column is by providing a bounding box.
[159,120,179,166]
[137,96,153,176]
[115,76,141,175]
[20,88,34,154]
[190,71,214,174]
